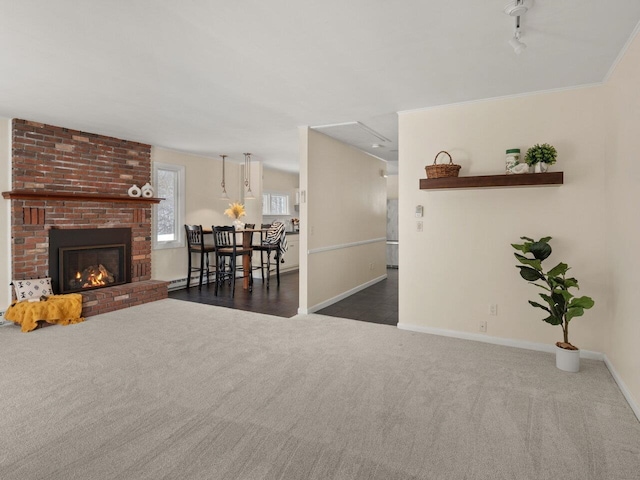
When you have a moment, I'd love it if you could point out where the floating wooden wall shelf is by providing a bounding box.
[419,172,563,190]
[2,190,163,204]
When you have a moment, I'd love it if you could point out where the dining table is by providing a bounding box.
[203,227,266,290]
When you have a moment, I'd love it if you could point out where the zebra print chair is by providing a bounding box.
[252,222,287,288]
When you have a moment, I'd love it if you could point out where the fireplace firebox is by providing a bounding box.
[49,228,132,294]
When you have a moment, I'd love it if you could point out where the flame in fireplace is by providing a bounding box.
[70,264,115,289]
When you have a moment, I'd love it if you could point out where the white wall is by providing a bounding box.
[386,174,399,200]
[299,128,387,312]
[151,147,245,282]
[0,118,11,311]
[398,87,609,353]
[604,31,640,409]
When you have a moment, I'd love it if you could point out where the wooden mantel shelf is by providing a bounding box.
[2,190,164,204]
[419,172,563,190]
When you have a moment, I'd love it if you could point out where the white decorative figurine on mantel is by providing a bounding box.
[127,184,142,197]
[141,183,154,198]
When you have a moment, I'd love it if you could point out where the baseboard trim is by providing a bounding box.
[603,355,640,423]
[298,274,387,315]
[167,275,215,291]
[396,323,603,360]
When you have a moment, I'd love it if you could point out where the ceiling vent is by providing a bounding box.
[311,121,391,146]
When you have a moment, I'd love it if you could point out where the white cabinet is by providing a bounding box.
[282,234,299,270]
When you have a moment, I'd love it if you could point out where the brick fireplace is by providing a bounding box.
[5,119,167,317]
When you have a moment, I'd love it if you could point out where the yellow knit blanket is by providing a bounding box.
[5,294,84,332]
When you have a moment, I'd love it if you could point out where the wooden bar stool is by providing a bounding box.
[184,225,215,289]
[212,225,253,297]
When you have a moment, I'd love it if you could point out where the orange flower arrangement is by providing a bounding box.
[224,202,246,219]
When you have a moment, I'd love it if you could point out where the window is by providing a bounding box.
[262,193,290,215]
[153,163,185,249]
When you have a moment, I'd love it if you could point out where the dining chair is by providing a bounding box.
[184,224,216,289]
[212,225,253,297]
[252,222,287,288]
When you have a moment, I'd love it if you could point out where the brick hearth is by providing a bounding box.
[7,119,167,316]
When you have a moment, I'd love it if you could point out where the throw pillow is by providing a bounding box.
[12,278,54,301]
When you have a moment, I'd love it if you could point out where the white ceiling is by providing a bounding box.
[1,1,639,173]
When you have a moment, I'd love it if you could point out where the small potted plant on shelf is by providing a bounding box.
[512,236,595,372]
[525,143,557,173]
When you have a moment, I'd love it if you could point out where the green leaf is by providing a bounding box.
[570,296,595,309]
[520,236,535,242]
[564,278,579,289]
[511,243,531,254]
[528,301,551,313]
[560,290,574,303]
[514,253,542,271]
[566,307,584,322]
[547,262,569,278]
[539,293,561,317]
[552,291,566,310]
[538,236,552,243]
[542,315,562,326]
[529,241,552,261]
[552,277,575,290]
[517,266,543,281]
[539,292,552,303]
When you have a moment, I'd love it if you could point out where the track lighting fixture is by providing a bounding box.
[504,0,529,54]
[504,0,527,17]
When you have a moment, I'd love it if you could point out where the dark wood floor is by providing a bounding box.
[317,268,398,326]
[169,268,398,326]
[169,270,300,318]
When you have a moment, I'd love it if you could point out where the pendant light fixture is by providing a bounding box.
[220,154,229,199]
[243,152,255,200]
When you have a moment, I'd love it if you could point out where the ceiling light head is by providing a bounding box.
[509,35,527,54]
[504,0,528,17]
[371,143,383,149]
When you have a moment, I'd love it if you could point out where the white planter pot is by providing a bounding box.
[556,345,580,372]
[534,162,549,173]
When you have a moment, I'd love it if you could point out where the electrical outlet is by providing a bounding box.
[479,321,487,333]
[489,304,498,316]
[416,221,423,232]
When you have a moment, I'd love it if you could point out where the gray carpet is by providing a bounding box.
[1,299,638,480]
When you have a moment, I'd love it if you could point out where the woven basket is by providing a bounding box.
[425,151,461,179]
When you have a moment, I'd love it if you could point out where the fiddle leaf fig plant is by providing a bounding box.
[512,236,594,350]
